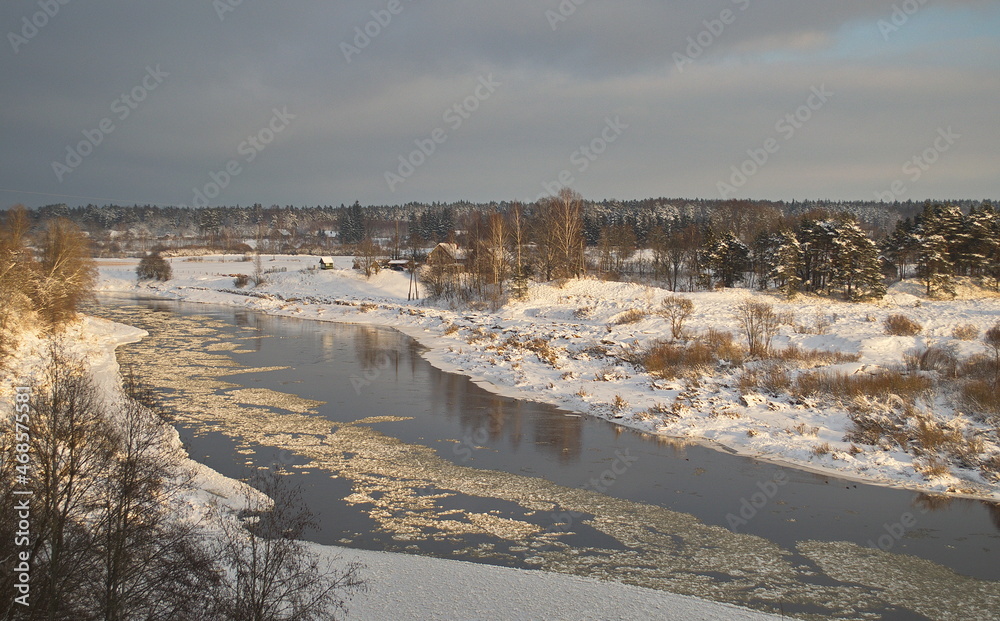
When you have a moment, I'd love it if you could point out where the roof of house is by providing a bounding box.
[431,242,468,261]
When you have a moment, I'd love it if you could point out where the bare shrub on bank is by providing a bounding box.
[884,314,922,336]
[215,470,366,621]
[659,295,694,341]
[735,300,779,358]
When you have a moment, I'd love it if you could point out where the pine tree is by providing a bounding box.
[882,218,919,281]
[830,220,885,300]
[705,232,750,288]
[770,230,803,297]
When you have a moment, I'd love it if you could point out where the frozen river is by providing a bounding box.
[88,294,1000,620]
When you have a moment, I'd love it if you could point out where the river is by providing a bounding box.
[87,294,1000,621]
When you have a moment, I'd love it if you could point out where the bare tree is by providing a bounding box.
[215,470,365,621]
[35,219,97,326]
[736,299,780,358]
[0,206,36,367]
[483,212,509,300]
[509,202,528,298]
[660,295,694,342]
[354,239,382,279]
[534,189,585,280]
[26,343,113,620]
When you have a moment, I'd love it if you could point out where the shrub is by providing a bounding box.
[232,274,250,288]
[660,295,694,341]
[612,395,629,413]
[611,308,648,325]
[985,322,1000,368]
[961,379,1000,417]
[904,345,958,378]
[137,252,173,281]
[795,370,932,403]
[738,362,791,395]
[735,300,779,357]
[884,314,922,336]
[953,324,979,340]
[644,341,715,379]
[772,345,860,366]
[703,328,745,365]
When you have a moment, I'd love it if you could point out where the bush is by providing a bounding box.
[610,308,648,325]
[137,252,172,281]
[904,345,958,378]
[884,314,922,336]
[643,341,715,379]
[660,295,694,341]
[738,361,791,395]
[735,300,779,357]
[953,324,979,340]
[232,274,250,288]
[795,369,932,403]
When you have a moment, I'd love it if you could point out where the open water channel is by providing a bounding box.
[87,294,1000,620]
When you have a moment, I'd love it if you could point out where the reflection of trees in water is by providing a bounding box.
[914,494,1000,533]
[233,311,265,351]
[914,493,954,513]
[353,326,405,373]
[533,413,583,463]
[986,502,1000,531]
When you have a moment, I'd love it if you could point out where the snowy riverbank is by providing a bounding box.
[95,255,1000,502]
[1,297,784,619]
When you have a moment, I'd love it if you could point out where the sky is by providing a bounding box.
[1,0,997,210]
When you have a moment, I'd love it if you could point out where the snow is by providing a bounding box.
[341,545,780,621]
[94,254,1000,503]
[2,271,784,621]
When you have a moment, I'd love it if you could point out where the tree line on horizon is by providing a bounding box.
[5,196,999,304]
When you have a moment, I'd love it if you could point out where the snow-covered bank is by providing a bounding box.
[95,255,1000,501]
[343,544,781,620]
[0,308,783,619]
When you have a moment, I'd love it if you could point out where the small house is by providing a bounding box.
[318,257,336,270]
[427,243,469,267]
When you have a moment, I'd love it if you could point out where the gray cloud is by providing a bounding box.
[1,0,997,208]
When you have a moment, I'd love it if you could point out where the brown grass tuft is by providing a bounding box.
[796,369,932,403]
[952,323,979,340]
[884,314,922,336]
[611,308,648,325]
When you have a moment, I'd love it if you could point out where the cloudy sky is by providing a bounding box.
[1,1,997,209]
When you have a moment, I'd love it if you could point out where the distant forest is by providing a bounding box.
[10,195,999,301]
[19,197,987,248]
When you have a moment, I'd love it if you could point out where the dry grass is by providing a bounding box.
[915,456,951,478]
[981,454,1000,483]
[953,323,980,340]
[524,337,559,366]
[358,302,378,313]
[443,323,459,336]
[771,345,861,366]
[844,408,908,448]
[644,329,752,380]
[812,443,832,456]
[610,308,648,325]
[795,369,932,403]
[884,314,922,336]
[703,329,746,365]
[612,394,629,412]
[738,362,791,395]
[960,379,1000,417]
[904,345,959,378]
[644,341,716,379]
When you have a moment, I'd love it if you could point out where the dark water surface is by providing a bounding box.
[88,295,1000,620]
